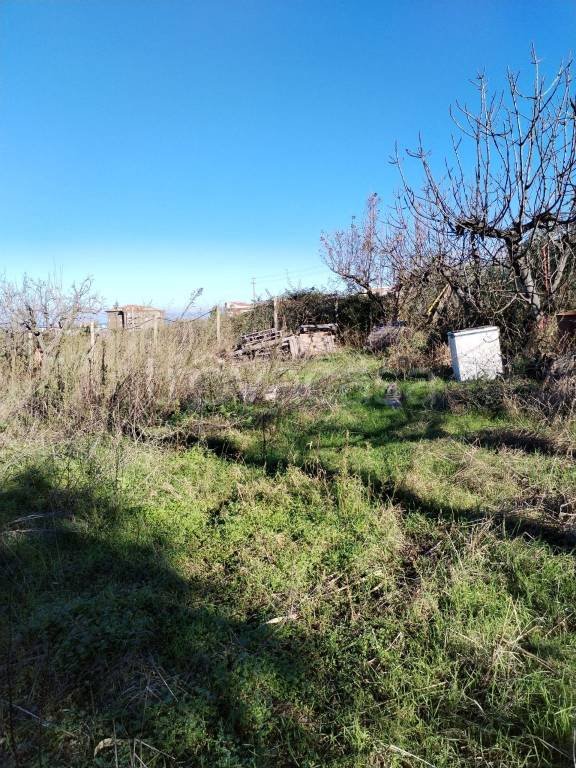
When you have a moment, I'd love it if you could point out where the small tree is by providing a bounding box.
[0,275,100,374]
[395,50,576,322]
[320,193,410,320]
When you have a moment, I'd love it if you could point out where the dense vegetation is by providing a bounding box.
[231,289,381,347]
[2,350,575,768]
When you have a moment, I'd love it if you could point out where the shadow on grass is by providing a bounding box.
[1,438,573,768]
[152,400,451,479]
[386,483,576,551]
[0,464,336,768]
[179,401,576,552]
[464,427,574,457]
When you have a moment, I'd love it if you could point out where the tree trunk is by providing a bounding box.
[512,245,542,321]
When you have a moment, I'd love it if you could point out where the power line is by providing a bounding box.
[251,266,330,283]
[252,275,331,291]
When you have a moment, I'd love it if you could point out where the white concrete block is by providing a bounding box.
[448,326,503,381]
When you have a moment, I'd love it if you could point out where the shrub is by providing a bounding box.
[231,288,388,346]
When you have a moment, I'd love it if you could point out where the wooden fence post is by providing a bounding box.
[88,321,95,389]
[27,332,33,375]
[100,337,107,386]
[113,331,118,386]
[10,332,16,384]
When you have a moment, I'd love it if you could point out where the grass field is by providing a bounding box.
[1,351,575,767]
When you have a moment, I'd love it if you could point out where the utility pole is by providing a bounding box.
[216,305,221,345]
[251,277,256,304]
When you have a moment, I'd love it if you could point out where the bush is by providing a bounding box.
[378,329,452,380]
[231,288,393,346]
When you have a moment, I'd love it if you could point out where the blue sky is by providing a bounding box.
[1,0,575,310]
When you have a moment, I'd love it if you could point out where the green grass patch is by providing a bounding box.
[1,353,575,767]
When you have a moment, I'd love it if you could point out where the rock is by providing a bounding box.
[384,382,403,408]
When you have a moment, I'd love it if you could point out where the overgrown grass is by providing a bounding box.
[1,352,575,767]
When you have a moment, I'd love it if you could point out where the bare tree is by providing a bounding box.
[0,275,100,373]
[320,192,463,325]
[395,50,576,322]
[320,193,411,318]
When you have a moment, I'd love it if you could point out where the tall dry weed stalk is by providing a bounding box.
[0,319,240,438]
[0,313,328,444]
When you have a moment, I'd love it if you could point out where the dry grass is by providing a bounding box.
[0,321,303,440]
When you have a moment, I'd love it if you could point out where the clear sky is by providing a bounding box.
[1,0,575,310]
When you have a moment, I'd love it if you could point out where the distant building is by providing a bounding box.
[106,304,165,331]
[224,300,253,316]
[360,286,395,297]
